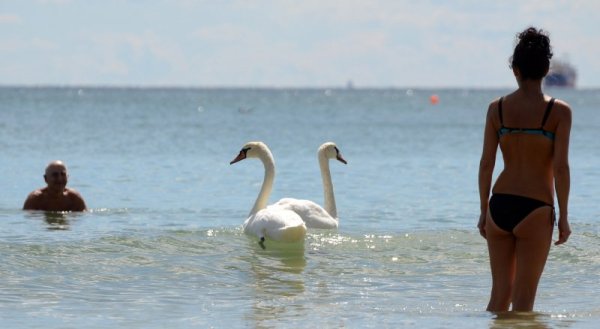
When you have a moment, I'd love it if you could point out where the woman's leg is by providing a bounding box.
[485,211,517,312]
[511,206,554,311]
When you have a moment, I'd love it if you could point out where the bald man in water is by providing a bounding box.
[23,160,87,212]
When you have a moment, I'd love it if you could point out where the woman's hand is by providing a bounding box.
[478,213,487,239]
[555,217,571,245]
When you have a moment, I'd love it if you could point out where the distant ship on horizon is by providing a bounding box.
[544,59,577,88]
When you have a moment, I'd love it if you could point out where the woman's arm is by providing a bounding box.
[552,100,572,245]
[478,102,499,238]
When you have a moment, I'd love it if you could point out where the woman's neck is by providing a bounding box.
[517,79,544,97]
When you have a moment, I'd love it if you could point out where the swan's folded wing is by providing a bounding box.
[274,198,338,229]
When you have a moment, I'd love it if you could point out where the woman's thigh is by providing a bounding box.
[486,211,517,283]
[513,206,554,282]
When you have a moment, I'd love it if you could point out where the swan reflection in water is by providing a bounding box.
[246,239,307,327]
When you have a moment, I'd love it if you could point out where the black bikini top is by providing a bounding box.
[497,97,556,140]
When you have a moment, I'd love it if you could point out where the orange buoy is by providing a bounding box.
[430,94,439,105]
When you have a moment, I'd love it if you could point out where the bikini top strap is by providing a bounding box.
[540,98,556,128]
[498,97,504,126]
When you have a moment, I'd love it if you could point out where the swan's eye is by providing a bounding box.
[242,147,251,154]
[334,146,340,154]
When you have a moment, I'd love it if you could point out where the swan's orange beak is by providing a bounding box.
[336,153,347,164]
[230,151,247,165]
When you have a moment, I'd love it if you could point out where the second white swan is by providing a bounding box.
[274,142,347,229]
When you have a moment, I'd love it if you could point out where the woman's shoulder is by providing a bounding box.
[551,98,571,109]
[485,96,504,121]
[487,96,504,111]
[488,96,504,106]
[550,98,572,120]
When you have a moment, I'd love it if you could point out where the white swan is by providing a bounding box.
[274,142,347,229]
[230,141,307,247]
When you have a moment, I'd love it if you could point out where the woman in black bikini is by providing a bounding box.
[478,27,572,312]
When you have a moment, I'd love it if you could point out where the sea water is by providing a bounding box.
[0,87,599,328]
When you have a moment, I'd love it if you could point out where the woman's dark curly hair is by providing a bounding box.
[510,27,553,80]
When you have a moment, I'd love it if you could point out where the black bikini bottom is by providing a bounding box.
[489,193,554,232]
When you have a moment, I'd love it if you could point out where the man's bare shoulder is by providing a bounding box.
[23,188,45,210]
[65,188,87,211]
[65,188,83,198]
[26,188,46,199]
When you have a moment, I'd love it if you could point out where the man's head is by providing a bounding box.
[44,160,68,190]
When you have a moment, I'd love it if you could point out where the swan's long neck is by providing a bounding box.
[319,153,338,220]
[249,149,275,216]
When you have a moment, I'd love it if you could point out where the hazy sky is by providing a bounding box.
[1,0,598,88]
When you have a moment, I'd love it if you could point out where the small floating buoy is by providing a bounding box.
[429,94,439,105]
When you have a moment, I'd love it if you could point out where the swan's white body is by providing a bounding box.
[231,142,306,243]
[274,142,346,229]
[242,205,306,243]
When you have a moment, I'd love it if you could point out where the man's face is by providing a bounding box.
[44,165,68,189]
